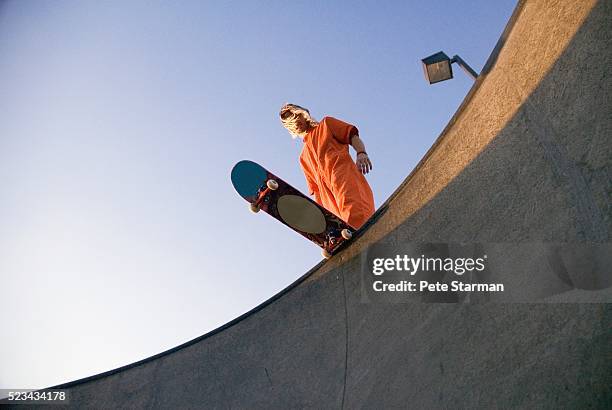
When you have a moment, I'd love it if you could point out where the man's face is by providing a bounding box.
[294,113,308,133]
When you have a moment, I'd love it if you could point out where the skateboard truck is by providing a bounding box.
[321,228,353,258]
[250,179,279,213]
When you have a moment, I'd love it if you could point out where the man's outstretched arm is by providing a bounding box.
[350,134,373,174]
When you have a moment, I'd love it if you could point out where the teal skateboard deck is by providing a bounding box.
[231,160,353,258]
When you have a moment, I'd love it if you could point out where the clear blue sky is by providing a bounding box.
[0,0,517,390]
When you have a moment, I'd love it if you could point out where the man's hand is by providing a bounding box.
[350,134,373,174]
[356,152,372,174]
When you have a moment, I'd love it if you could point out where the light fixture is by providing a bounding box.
[421,51,478,84]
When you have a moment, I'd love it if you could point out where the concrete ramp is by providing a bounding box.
[30,0,612,408]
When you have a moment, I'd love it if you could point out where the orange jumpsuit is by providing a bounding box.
[299,116,375,229]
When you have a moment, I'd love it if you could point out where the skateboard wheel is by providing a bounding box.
[267,179,279,190]
[322,249,332,259]
[341,229,353,240]
[249,203,261,213]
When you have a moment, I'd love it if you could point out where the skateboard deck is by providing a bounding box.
[231,160,353,258]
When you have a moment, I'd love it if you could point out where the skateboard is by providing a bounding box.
[231,160,353,258]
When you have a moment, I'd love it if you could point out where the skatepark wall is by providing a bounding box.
[16,0,611,408]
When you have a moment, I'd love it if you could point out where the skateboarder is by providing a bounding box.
[279,103,375,230]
